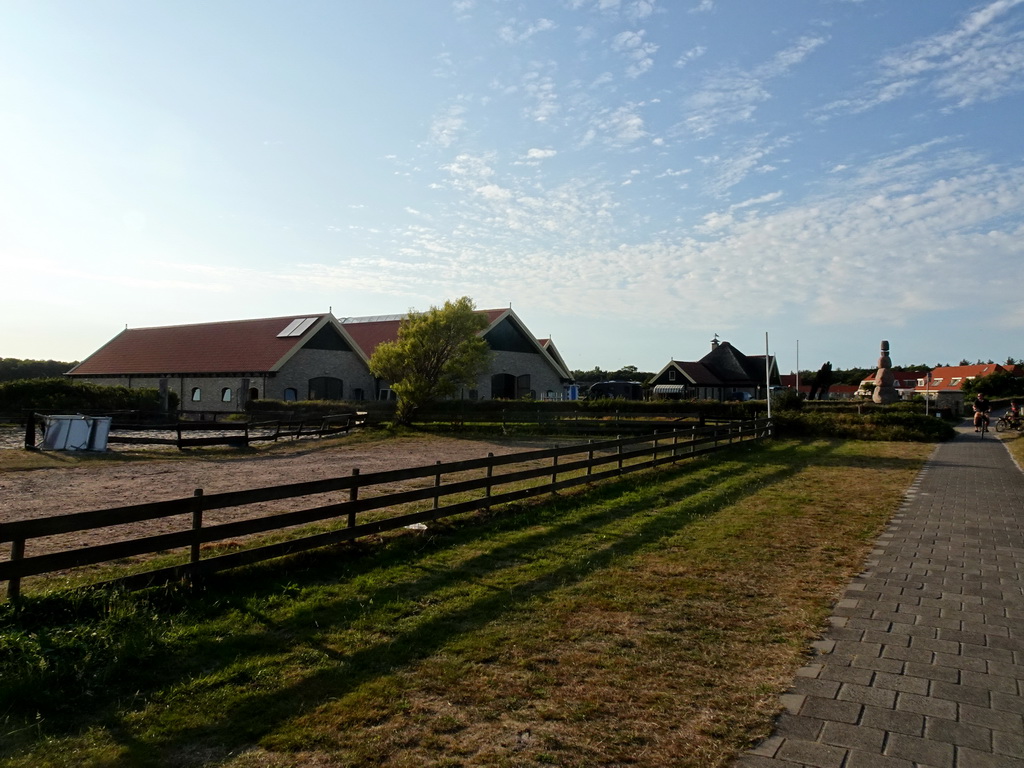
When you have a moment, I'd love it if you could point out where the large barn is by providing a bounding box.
[67,309,574,412]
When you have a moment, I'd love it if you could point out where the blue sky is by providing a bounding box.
[2,0,1023,374]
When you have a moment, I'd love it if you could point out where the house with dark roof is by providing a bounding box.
[340,308,573,401]
[649,338,781,401]
[68,308,574,412]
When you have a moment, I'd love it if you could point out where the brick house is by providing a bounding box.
[68,309,573,412]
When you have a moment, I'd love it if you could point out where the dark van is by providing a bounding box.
[587,381,645,400]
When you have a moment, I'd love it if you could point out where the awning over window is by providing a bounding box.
[653,385,688,394]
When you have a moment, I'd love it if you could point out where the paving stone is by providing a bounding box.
[922,715,992,750]
[959,702,1024,733]
[903,661,960,684]
[819,720,885,751]
[837,682,897,709]
[871,670,930,695]
[773,712,824,741]
[992,729,1024,757]
[818,665,874,686]
[883,731,955,767]
[991,689,1024,714]
[860,704,925,736]
[843,749,914,768]
[799,696,862,724]
[929,680,991,707]
[895,691,957,720]
[775,738,847,768]
[961,669,1021,695]
[953,746,1024,768]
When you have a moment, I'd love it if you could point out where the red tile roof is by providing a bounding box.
[68,315,334,375]
[914,364,1005,391]
[340,308,508,358]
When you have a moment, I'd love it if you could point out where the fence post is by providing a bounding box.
[587,441,594,477]
[617,437,624,473]
[551,454,558,492]
[673,430,680,462]
[23,413,37,451]
[434,461,442,510]
[691,425,696,456]
[651,431,658,467]
[485,453,494,511]
[348,468,360,528]
[190,489,204,566]
[7,539,25,602]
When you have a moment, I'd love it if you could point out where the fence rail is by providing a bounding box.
[25,412,361,450]
[1,419,771,600]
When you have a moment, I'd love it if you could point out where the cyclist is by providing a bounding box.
[973,393,991,432]
[1009,399,1021,429]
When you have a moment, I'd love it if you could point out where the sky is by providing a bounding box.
[2,1,1023,375]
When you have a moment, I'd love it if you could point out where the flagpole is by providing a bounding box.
[766,331,771,419]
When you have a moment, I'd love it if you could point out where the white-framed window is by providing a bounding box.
[221,388,232,403]
[668,369,676,381]
[950,377,961,385]
[191,387,202,402]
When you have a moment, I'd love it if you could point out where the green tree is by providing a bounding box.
[368,297,491,426]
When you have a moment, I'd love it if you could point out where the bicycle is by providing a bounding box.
[976,413,990,437]
[995,414,1023,433]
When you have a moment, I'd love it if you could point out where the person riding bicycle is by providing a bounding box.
[1009,399,1021,428]
[973,393,992,431]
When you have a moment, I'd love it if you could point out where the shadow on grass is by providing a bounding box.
[2,437,909,765]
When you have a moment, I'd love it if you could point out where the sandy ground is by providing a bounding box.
[0,433,577,561]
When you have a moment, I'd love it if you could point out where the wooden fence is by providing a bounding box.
[25,412,360,451]
[1,419,771,601]
[414,409,708,434]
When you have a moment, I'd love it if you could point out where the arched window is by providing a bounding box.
[352,388,365,401]
[308,377,343,400]
[191,387,202,402]
[221,388,232,403]
[248,387,259,402]
[283,388,298,402]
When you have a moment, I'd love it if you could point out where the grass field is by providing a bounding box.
[0,437,932,768]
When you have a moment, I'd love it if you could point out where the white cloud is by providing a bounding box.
[821,0,1024,116]
[611,29,659,77]
[430,105,468,147]
[498,17,556,44]
[674,45,706,68]
[681,36,826,137]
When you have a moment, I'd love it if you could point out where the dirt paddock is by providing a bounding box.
[0,433,580,562]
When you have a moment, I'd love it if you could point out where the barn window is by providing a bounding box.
[248,387,259,401]
[283,388,298,401]
[221,388,232,403]
[308,377,343,400]
[669,369,676,381]
[191,387,202,402]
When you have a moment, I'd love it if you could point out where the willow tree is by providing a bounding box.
[368,297,491,426]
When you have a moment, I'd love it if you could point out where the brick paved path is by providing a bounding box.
[737,424,1024,767]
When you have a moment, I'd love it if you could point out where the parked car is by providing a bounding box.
[587,381,645,400]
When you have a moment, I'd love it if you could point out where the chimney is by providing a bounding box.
[710,334,720,350]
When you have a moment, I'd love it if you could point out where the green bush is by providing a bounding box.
[772,409,955,442]
[0,378,177,415]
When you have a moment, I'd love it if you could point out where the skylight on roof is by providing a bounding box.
[278,317,318,337]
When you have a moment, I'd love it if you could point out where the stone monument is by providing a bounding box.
[872,340,899,404]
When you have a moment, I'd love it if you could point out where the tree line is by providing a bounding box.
[0,358,77,382]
